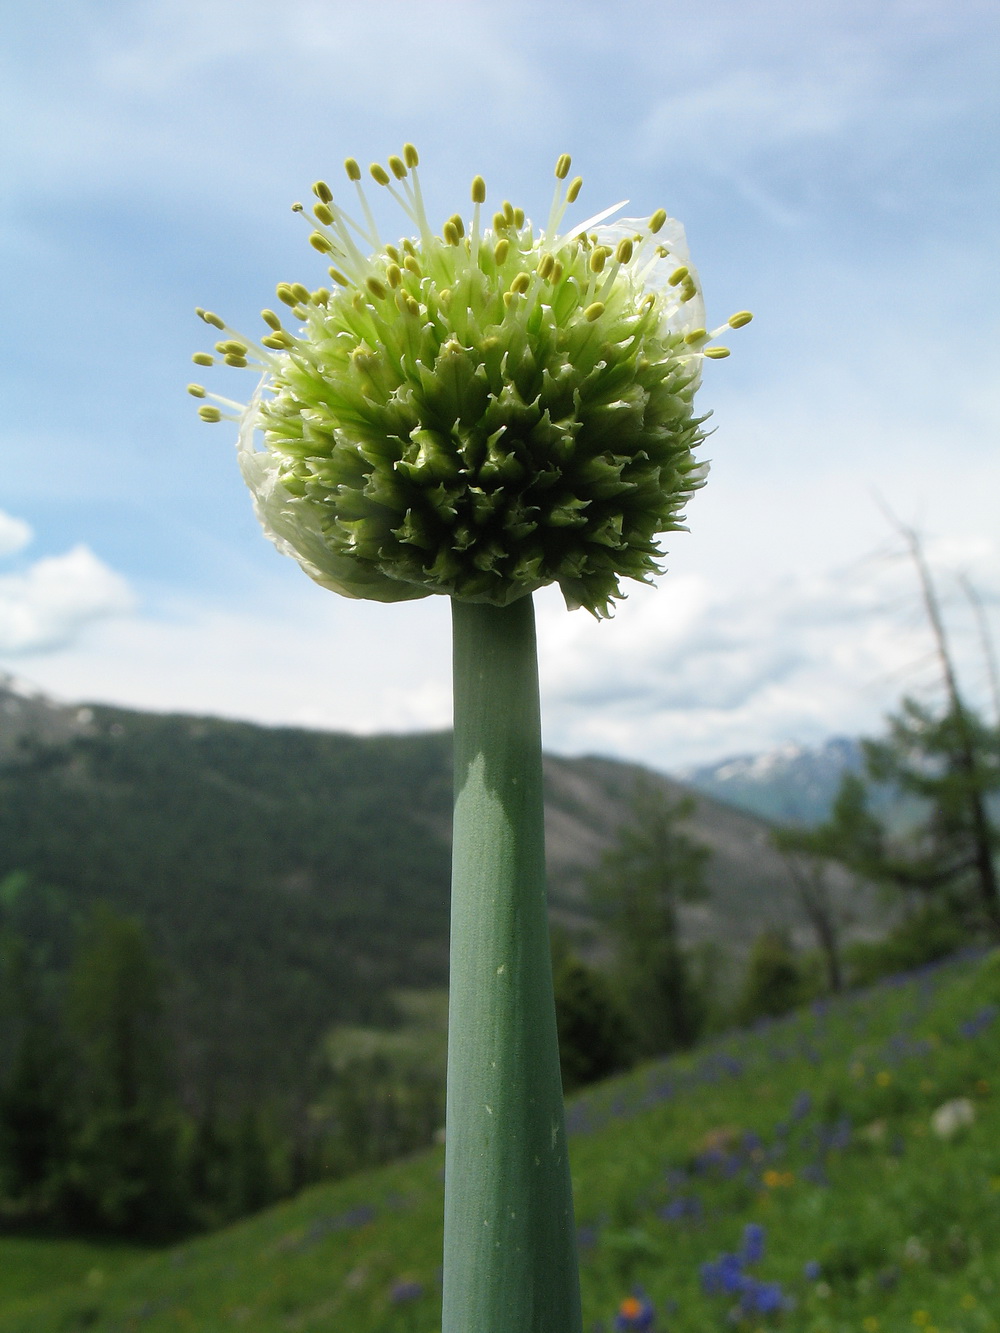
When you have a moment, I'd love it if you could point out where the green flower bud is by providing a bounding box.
[201,149,741,616]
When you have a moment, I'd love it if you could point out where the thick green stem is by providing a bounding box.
[443,596,581,1333]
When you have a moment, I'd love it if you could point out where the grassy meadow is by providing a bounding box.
[2,949,999,1332]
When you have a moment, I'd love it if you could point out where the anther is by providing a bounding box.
[493,212,507,232]
[187,384,207,398]
[261,334,291,349]
[403,255,421,275]
[667,266,688,287]
[386,263,402,288]
[615,238,633,264]
[192,353,215,366]
[728,311,753,328]
[513,207,525,228]
[584,302,605,322]
[443,221,460,246]
[310,231,333,253]
[684,329,707,345]
[313,288,330,305]
[680,279,698,302]
[403,143,419,167]
[387,155,406,180]
[366,276,388,300]
[277,284,297,307]
[503,201,514,224]
[328,268,349,286]
[224,354,248,367]
[291,283,311,303]
[312,181,333,203]
[494,239,509,264]
[555,153,572,180]
[313,202,334,225]
[589,248,607,274]
[198,406,222,422]
[471,175,487,204]
[291,202,304,214]
[197,309,225,329]
[649,209,667,234]
[344,158,362,181]
[538,253,555,280]
[261,310,282,330]
[509,272,531,294]
[704,346,730,358]
[385,244,400,262]
[370,163,390,186]
[566,176,583,203]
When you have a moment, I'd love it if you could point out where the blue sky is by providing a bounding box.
[1,0,997,768]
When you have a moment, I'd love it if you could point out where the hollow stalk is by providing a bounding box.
[444,595,582,1333]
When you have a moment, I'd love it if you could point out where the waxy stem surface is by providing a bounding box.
[445,596,581,1333]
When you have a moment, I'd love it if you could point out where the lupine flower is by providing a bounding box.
[740,1222,766,1266]
[803,1259,822,1280]
[614,1289,655,1331]
[389,1280,424,1304]
[191,147,748,617]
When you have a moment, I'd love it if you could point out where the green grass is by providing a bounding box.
[3,950,1000,1332]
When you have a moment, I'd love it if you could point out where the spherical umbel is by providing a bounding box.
[193,149,750,617]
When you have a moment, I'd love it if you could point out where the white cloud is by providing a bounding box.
[0,545,135,655]
[0,510,32,556]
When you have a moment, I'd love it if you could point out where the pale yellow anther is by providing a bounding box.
[192,353,214,367]
[538,253,555,280]
[649,209,667,234]
[187,383,206,398]
[449,214,466,239]
[513,207,525,228]
[261,310,282,330]
[369,163,390,186]
[615,238,633,264]
[313,202,334,225]
[328,268,349,286]
[704,346,731,358]
[503,201,515,224]
[198,406,222,422]
[309,231,333,254]
[684,329,707,345]
[366,277,388,300]
[385,244,400,262]
[312,180,333,203]
[261,334,290,350]
[224,354,248,367]
[344,158,361,182]
[406,297,420,317]
[277,283,297,306]
[313,288,330,305]
[403,255,421,275]
[728,311,753,329]
[443,221,460,246]
[552,261,564,283]
[667,266,688,287]
[402,238,416,256]
[566,176,583,203]
[510,272,531,294]
[680,279,698,302]
[589,248,607,274]
[493,212,507,232]
[291,283,311,303]
[494,238,509,265]
[198,309,225,329]
[386,263,402,288]
[388,154,407,180]
[403,143,419,167]
[584,302,605,322]
[503,292,515,308]
[471,175,487,204]
[555,153,572,180]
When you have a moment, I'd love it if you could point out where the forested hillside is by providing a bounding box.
[0,678,882,1112]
